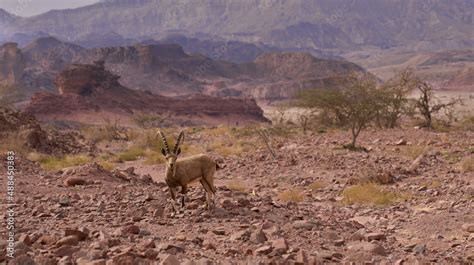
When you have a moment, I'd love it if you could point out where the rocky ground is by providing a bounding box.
[1,128,473,264]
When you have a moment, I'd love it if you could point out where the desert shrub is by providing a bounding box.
[207,140,250,157]
[134,113,169,128]
[309,181,327,191]
[399,145,429,160]
[226,180,248,193]
[29,153,92,171]
[116,147,145,162]
[296,74,385,148]
[460,156,474,173]
[278,188,304,203]
[460,115,474,131]
[143,150,166,165]
[376,69,415,128]
[342,183,400,206]
[414,81,462,129]
[419,179,442,189]
[96,160,116,171]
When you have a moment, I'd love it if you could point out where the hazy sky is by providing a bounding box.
[0,0,98,17]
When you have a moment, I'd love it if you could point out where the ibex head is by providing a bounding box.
[157,130,184,173]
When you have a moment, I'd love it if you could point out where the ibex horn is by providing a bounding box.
[156,130,170,153]
[174,131,184,153]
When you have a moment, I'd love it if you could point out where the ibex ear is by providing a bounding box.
[161,148,166,156]
[176,148,181,155]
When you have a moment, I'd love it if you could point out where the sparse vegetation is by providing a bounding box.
[297,74,385,149]
[415,80,462,129]
[460,115,474,131]
[342,183,401,206]
[399,145,429,160]
[29,153,92,171]
[309,181,327,191]
[116,147,145,162]
[460,156,474,173]
[376,69,415,128]
[134,113,171,128]
[278,188,305,203]
[226,180,248,193]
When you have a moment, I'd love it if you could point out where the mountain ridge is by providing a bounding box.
[1,0,472,53]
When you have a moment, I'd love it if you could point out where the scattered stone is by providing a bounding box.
[255,245,273,255]
[230,230,250,241]
[272,238,289,254]
[462,223,474,233]
[18,234,32,246]
[366,232,386,241]
[56,235,79,247]
[122,225,140,235]
[413,244,427,255]
[160,254,180,265]
[292,220,316,230]
[7,255,36,265]
[65,227,89,241]
[250,229,267,244]
[348,242,387,256]
[54,245,81,257]
[64,177,87,187]
[395,139,407,146]
[295,249,308,264]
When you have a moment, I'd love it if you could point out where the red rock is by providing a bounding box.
[122,225,140,235]
[64,177,87,187]
[65,227,89,241]
[255,245,273,255]
[272,238,289,254]
[250,229,268,244]
[54,245,81,257]
[56,235,79,247]
[160,254,180,265]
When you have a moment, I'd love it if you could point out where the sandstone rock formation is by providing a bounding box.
[24,61,268,125]
[0,42,25,86]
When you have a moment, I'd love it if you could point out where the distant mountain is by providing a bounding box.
[0,37,367,101]
[346,48,474,90]
[0,8,16,42]
[1,0,472,53]
[0,8,15,24]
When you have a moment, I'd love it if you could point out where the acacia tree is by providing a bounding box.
[377,69,416,128]
[415,81,461,129]
[297,75,384,149]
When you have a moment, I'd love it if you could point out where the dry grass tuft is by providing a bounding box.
[226,180,247,193]
[460,156,474,173]
[29,153,92,171]
[419,179,442,189]
[309,181,327,191]
[399,145,429,160]
[116,147,145,162]
[278,188,305,203]
[342,183,401,206]
[96,160,116,171]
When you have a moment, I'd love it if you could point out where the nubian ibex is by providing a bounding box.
[157,130,218,210]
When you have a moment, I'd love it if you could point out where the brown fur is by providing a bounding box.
[158,130,217,210]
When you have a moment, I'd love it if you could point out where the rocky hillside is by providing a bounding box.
[23,61,268,125]
[1,0,472,52]
[1,127,473,264]
[346,48,474,90]
[1,37,366,101]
